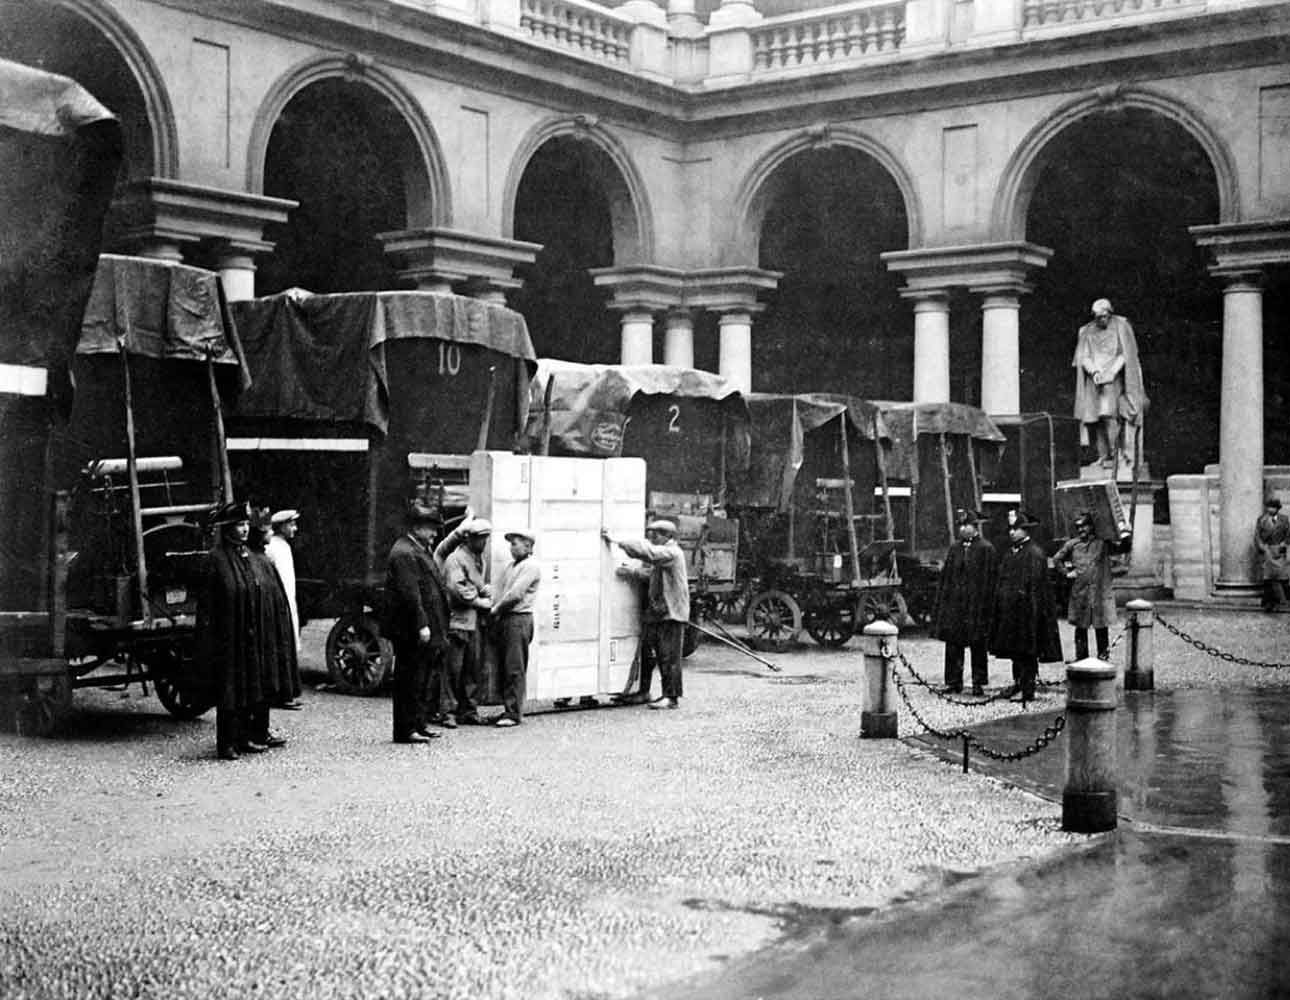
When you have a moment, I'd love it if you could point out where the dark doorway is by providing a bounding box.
[756,147,909,398]
[511,137,618,363]
[259,80,418,294]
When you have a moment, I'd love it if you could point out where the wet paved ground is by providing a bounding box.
[3,607,1288,998]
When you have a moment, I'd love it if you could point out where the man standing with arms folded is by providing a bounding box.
[932,509,998,696]
[383,501,450,744]
[601,519,689,711]
[434,516,492,726]
[490,528,541,728]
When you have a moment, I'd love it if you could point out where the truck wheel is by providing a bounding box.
[325,614,393,695]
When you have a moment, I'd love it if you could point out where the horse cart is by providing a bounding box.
[227,289,537,694]
[521,360,751,632]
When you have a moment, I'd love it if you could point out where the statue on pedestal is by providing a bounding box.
[1072,297,1148,479]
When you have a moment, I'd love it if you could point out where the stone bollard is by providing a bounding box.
[860,620,899,739]
[1062,657,1119,833]
[1124,599,1154,691]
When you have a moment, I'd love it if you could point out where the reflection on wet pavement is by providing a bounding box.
[657,689,1290,999]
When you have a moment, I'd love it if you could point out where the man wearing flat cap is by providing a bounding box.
[1256,497,1290,612]
[382,500,450,744]
[490,527,542,727]
[602,519,690,710]
[932,509,998,696]
[433,514,493,725]
[1054,511,1130,660]
[989,509,1063,704]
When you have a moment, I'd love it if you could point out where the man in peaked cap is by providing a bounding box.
[1255,497,1290,612]
[489,527,542,727]
[602,518,690,710]
[382,500,450,744]
[932,508,998,696]
[989,509,1063,704]
[432,514,493,726]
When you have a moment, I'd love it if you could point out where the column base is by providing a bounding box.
[860,710,898,739]
[1061,790,1118,833]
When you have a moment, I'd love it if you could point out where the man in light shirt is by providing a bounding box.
[490,528,541,728]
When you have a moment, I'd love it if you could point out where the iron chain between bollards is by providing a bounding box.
[891,654,1067,762]
[1154,612,1290,670]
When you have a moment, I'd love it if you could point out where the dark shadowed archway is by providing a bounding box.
[754,147,910,397]
[509,137,621,363]
[258,80,427,294]
[1021,108,1229,478]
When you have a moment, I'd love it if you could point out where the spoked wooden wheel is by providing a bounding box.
[745,590,803,645]
[144,643,214,720]
[14,671,72,737]
[805,600,856,648]
[325,614,393,695]
[714,584,752,625]
[859,589,904,627]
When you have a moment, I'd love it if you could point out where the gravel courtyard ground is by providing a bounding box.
[1,607,1286,999]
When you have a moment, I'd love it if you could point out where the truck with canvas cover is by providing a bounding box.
[729,393,899,648]
[228,289,537,694]
[0,59,121,734]
[520,360,750,620]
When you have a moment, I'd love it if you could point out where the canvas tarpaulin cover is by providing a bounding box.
[737,393,888,511]
[870,401,1005,484]
[231,289,537,435]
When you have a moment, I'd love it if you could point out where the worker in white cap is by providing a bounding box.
[264,509,303,710]
[601,519,689,710]
[432,514,493,726]
[489,527,541,727]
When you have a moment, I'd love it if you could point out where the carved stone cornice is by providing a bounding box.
[378,227,542,290]
[881,241,1053,296]
[109,177,296,256]
[1190,219,1290,279]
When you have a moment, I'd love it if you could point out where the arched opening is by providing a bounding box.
[753,147,909,397]
[257,79,427,294]
[1020,107,1247,478]
[510,136,621,363]
[0,1,151,190]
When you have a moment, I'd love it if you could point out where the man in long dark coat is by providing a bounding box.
[989,509,1063,704]
[383,500,450,744]
[932,508,998,696]
[197,501,295,760]
[1256,497,1290,612]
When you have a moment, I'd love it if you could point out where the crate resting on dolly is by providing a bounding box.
[1054,480,1129,541]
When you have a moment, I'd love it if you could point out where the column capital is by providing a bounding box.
[881,241,1052,295]
[684,266,781,312]
[591,265,686,313]
[1190,218,1290,278]
[379,227,541,293]
[108,177,295,260]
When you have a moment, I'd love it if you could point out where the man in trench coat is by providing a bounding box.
[989,509,1063,704]
[1256,497,1290,612]
[932,508,998,696]
[1053,511,1130,660]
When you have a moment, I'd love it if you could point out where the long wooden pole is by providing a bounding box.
[207,355,234,504]
[119,343,151,626]
[839,415,862,587]
[939,431,954,549]
[874,413,894,542]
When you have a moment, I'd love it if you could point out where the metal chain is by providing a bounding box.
[897,651,1018,706]
[1153,612,1290,670]
[890,655,1066,761]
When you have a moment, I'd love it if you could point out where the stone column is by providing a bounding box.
[978,291,1023,415]
[592,266,687,367]
[663,309,695,368]
[908,293,950,404]
[717,311,753,392]
[618,310,656,366]
[1216,273,1265,591]
[215,252,257,302]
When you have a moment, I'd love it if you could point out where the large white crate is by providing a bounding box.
[469,451,644,703]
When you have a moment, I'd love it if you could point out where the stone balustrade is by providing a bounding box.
[1022,0,1201,29]
[519,0,632,65]
[751,0,905,73]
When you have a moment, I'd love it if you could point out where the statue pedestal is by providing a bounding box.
[1115,478,1170,601]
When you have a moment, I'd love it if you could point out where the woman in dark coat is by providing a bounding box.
[989,509,1063,704]
[197,501,296,759]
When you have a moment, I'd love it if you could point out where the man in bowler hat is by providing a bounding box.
[383,501,450,743]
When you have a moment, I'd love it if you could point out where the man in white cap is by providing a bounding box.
[432,514,493,726]
[265,509,304,711]
[601,519,689,710]
[490,527,541,727]
[1072,297,1148,472]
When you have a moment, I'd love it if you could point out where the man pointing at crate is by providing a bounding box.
[602,520,689,711]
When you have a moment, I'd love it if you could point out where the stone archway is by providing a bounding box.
[502,116,654,267]
[0,0,177,180]
[251,60,448,294]
[1005,97,1228,479]
[735,130,916,397]
[247,55,449,228]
